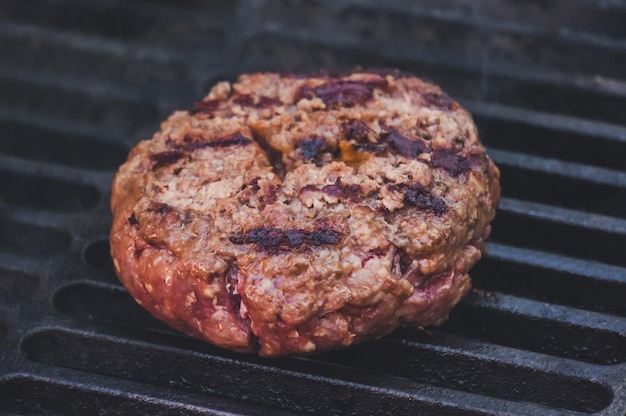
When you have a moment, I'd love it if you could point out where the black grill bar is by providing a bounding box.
[1,0,626,414]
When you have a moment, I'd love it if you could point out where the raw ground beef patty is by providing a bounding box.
[110,70,500,356]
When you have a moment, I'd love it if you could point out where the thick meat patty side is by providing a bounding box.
[110,70,500,356]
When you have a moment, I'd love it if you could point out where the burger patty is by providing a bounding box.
[110,70,500,357]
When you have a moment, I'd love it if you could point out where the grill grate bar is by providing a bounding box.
[16,326,597,415]
[0,19,186,63]
[344,0,626,41]
[250,0,626,52]
[0,67,148,104]
[0,0,228,54]
[241,9,626,80]
[0,373,288,416]
[454,292,626,336]
[54,0,233,30]
[498,198,626,235]
[467,101,626,143]
[488,149,626,187]
[485,243,626,286]
[0,108,131,145]
[0,154,110,189]
[474,243,626,317]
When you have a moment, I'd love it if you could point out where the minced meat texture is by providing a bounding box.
[109,70,500,357]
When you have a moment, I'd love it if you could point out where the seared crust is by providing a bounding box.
[110,71,500,356]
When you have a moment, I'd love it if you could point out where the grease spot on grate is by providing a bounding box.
[0,269,39,303]
[0,170,100,213]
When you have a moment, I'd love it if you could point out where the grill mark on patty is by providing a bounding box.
[389,183,447,216]
[178,133,252,151]
[229,227,341,250]
[148,202,174,215]
[153,134,252,170]
[422,92,458,111]
[341,119,371,142]
[340,119,388,153]
[233,94,283,108]
[128,212,139,226]
[340,120,430,157]
[379,124,430,158]
[431,148,486,176]
[189,99,221,115]
[300,178,368,202]
[298,136,335,166]
[431,148,471,176]
[295,78,388,108]
[150,150,185,171]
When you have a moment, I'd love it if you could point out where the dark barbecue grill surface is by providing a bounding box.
[1,1,626,415]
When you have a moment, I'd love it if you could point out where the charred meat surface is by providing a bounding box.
[110,70,500,356]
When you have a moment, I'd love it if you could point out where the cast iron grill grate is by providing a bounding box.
[1,0,625,414]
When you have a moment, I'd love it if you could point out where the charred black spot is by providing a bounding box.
[390,183,447,216]
[249,177,261,192]
[148,202,174,216]
[296,78,388,108]
[379,124,430,158]
[232,94,255,107]
[230,227,341,250]
[422,92,458,111]
[189,99,221,115]
[298,136,334,166]
[341,119,371,142]
[431,148,472,176]
[257,96,283,107]
[301,178,366,203]
[128,213,139,226]
[150,150,184,171]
